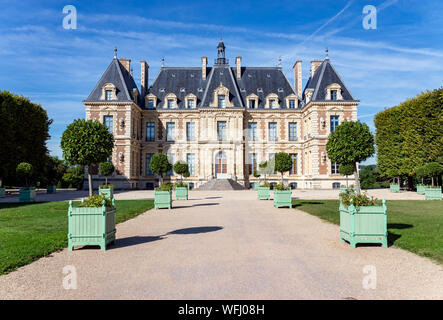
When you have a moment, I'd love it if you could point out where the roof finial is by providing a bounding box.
[325,47,329,60]
[278,56,282,68]
[114,47,117,59]
[161,57,165,67]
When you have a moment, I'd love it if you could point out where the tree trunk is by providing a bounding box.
[432,176,434,187]
[159,174,163,186]
[105,176,108,186]
[346,175,349,187]
[281,172,284,185]
[88,165,93,197]
[354,162,361,194]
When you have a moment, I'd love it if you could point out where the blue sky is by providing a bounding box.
[1,0,442,164]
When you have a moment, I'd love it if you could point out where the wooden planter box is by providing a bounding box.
[68,199,116,251]
[416,185,426,195]
[390,184,400,193]
[46,185,56,194]
[339,200,388,248]
[175,187,188,200]
[424,187,442,200]
[253,182,260,190]
[0,187,5,198]
[154,190,172,209]
[99,187,114,199]
[273,190,292,208]
[19,188,36,202]
[257,186,271,200]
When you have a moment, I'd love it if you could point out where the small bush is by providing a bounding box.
[339,189,381,208]
[100,184,114,189]
[79,194,113,208]
[274,183,290,191]
[261,182,271,187]
[156,183,172,191]
[174,181,188,188]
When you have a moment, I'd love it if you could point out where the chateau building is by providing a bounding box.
[83,42,358,189]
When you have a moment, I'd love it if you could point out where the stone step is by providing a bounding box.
[196,179,245,191]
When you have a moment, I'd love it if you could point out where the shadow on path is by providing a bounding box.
[173,203,220,209]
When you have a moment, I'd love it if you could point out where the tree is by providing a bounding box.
[339,163,354,187]
[274,152,292,185]
[326,121,375,194]
[149,153,172,186]
[16,162,33,188]
[422,162,443,187]
[259,160,273,183]
[99,162,115,186]
[42,155,67,186]
[60,119,114,196]
[62,165,85,190]
[0,91,52,186]
[173,161,189,182]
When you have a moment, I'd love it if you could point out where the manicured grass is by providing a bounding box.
[293,199,443,264]
[0,200,154,275]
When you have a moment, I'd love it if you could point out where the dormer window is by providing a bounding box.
[285,94,298,109]
[101,83,117,101]
[265,93,279,109]
[249,100,255,109]
[188,99,195,108]
[218,95,226,108]
[246,93,258,109]
[145,93,157,108]
[331,90,338,100]
[147,99,155,108]
[326,83,342,100]
[105,90,112,101]
[270,99,277,108]
[185,93,197,109]
[167,99,174,108]
[289,100,295,108]
[210,82,233,107]
[164,93,177,109]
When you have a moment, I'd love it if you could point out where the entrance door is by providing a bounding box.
[215,151,228,179]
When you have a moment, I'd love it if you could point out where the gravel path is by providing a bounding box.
[0,191,441,299]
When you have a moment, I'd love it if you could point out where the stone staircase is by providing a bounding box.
[196,179,246,191]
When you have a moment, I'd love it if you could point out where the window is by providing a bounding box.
[103,116,113,133]
[166,122,175,141]
[145,153,153,176]
[146,122,155,141]
[187,153,195,176]
[289,99,296,109]
[332,182,341,189]
[147,99,155,108]
[270,99,277,108]
[331,90,338,100]
[167,99,174,109]
[217,121,227,141]
[248,122,257,141]
[288,122,297,141]
[218,95,226,108]
[187,99,195,108]
[105,90,113,101]
[331,162,339,174]
[186,122,196,141]
[248,99,256,109]
[166,154,174,176]
[248,153,257,175]
[330,115,339,133]
[290,153,297,175]
[268,122,277,141]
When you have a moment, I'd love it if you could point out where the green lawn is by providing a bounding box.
[0,200,154,275]
[293,199,443,264]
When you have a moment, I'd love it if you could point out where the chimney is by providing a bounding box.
[293,60,302,98]
[202,56,207,79]
[235,56,242,79]
[119,58,131,74]
[140,60,149,97]
[310,60,322,78]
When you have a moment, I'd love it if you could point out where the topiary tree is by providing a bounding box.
[150,153,172,186]
[259,160,273,184]
[415,165,426,185]
[422,162,443,187]
[173,161,189,182]
[62,165,85,190]
[99,161,115,186]
[274,152,292,185]
[339,163,354,187]
[60,119,114,196]
[326,121,375,194]
[42,155,67,187]
[16,162,33,188]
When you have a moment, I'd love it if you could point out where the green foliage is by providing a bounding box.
[261,182,271,187]
[174,181,188,188]
[173,161,189,180]
[61,119,114,167]
[16,162,33,187]
[0,91,52,184]
[339,189,381,208]
[422,162,443,178]
[253,170,260,178]
[339,163,354,176]
[183,170,190,178]
[156,183,172,191]
[79,194,113,208]
[259,160,274,180]
[375,88,443,182]
[100,184,114,189]
[326,121,375,165]
[274,183,290,191]
[42,156,67,186]
[62,165,85,190]
[150,153,172,182]
[99,161,115,177]
[274,152,292,174]
[359,165,390,189]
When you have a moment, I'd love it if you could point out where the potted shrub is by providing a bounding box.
[68,195,116,251]
[339,189,388,248]
[257,161,273,200]
[16,162,36,202]
[173,161,189,200]
[99,161,115,199]
[150,153,173,209]
[273,183,292,208]
[389,177,401,192]
[43,156,66,194]
[416,184,426,195]
[154,183,173,209]
[425,186,442,200]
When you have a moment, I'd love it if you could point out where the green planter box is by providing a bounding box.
[257,186,271,200]
[416,185,426,195]
[68,199,116,251]
[19,188,36,202]
[154,190,172,209]
[390,184,400,193]
[253,182,260,190]
[424,187,442,200]
[273,190,292,208]
[99,187,114,199]
[340,185,354,193]
[46,185,56,194]
[340,200,388,248]
[0,187,5,198]
[175,187,188,200]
